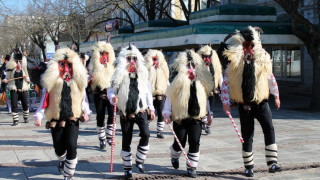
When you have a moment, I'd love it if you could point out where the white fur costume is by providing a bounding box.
[223,26,272,104]
[6,56,29,91]
[90,41,115,91]
[111,45,149,115]
[144,49,169,96]
[41,48,88,120]
[166,50,213,122]
[197,45,222,90]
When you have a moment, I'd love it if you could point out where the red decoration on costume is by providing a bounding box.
[188,69,195,80]
[42,92,49,109]
[243,41,254,62]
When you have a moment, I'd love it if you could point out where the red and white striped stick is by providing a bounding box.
[217,91,244,144]
[110,103,117,173]
[167,123,193,168]
[226,111,244,143]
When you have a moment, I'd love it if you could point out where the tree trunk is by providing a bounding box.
[75,42,80,53]
[40,46,46,62]
[310,48,320,110]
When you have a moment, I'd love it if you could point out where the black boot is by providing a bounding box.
[124,170,133,180]
[187,169,197,178]
[244,168,254,177]
[58,161,65,174]
[99,139,106,149]
[269,164,282,173]
[171,158,179,169]
[136,163,146,173]
[204,126,211,134]
[12,121,18,126]
[24,118,29,123]
[157,132,164,138]
[106,139,112,146]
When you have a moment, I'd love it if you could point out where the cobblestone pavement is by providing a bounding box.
[0,91,320,180]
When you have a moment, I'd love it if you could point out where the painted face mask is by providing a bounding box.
[152,56,159,69]
[187,62,196,80]
[58,59,73,82]
[202,54,211,66]
[100,51,109,65]
[126,55,137,73]
[243,41,254,63]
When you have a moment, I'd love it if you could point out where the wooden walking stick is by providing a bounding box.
[110,103,117,173]
[167,123,193,168]
[7,77,24,81]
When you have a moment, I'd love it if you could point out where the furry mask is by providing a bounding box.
[197,45,213,67]
[113,44,145,79]
[91,41,115,68]
[112,44,147,91]
[171,50,200,81]
[42,48,87,92]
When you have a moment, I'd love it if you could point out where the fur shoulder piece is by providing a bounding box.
[42,48,88,92]
[111,45,148,91]
[6,59,17,70]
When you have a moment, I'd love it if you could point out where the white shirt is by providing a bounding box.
[107,81,155,111]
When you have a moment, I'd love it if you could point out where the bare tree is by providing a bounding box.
[84,0,192,30]
[32,0,66,48]
[274,0,320,110]
[52,0,95,52]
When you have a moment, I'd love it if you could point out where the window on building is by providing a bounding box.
[267,46,301,81]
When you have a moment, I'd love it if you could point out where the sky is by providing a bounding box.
[2,0,30,12]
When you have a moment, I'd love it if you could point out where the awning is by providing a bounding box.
[80,22,303,52]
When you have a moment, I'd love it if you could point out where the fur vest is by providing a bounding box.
[166,50,213,122]
[90,41,115,91]
[223,26,272,104]
[197,45,222,90]
[144,49,169,96]
[6,56,29,91]
[41,48,88,120]
[111,45,148,115]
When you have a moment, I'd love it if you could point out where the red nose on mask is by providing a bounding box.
[153,60,159,69]
[17,62,21,71]
[128,61,136,73]
[100,52,109,64]
[203,57,211,66]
